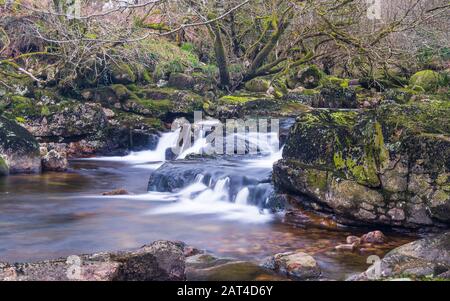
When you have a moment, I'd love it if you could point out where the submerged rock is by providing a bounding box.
[102,188,129,196]
[262,251,321,280]
[0,116,41,174]
[186,253,284,281]
[273,101,450,229]
[350,232,450,280]
[0,240,185,281]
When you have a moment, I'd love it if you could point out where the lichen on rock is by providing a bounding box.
[273,100,450,229]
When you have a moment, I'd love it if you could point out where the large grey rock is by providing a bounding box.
[0,241,185,281]
[273,101,450,229]
[261,251,321,280]
[0,116,41,174]
[350,232,450,280]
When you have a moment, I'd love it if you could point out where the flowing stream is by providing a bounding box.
[0,127,413,280]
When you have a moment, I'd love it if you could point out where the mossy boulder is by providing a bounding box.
[283,87,357,109]
[351,232,450,281]
[0,115,41,174]
[273,101,450,229]
[110,63,136,85]
[244,78,271,93]
[213,93,310,119]
[168,73,195,90]
[410,70,441,92]
[0,156,8,176]
[298,66,324,89]
[24,102,109,138]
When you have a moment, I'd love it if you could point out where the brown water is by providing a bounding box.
[0,160,414,280]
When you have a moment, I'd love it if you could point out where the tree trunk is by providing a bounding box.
[209,20,231,89]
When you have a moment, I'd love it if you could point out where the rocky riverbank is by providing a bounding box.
[1,232,448,281]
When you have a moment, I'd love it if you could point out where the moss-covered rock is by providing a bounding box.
[351,232,450,281]
[111,63,137,85]
[244,78,271,93]
[0,115,41,174]
[213,93,310,119]
[168,73,195,90]
[273,101,450,229]
[0,156,8,176]
[410,70,441,92]
[296,65,324,89]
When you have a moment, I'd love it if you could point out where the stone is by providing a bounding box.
[351,232,450,280]
[0,240,185,281]
[409,70,441,92]
[42,149,68,172]
[102,188,129,196]
[273,101,450,228]
[346,236,361,245]
[0,116,41,174]
[360,231,386,244]
[335,244,357,252]
[110,63,136,85]
[168,73,195,90]
[244,78,271,93]
[387,208,406,221]
[262,251,321,280]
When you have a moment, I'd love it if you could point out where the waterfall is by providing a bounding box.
[235,188,250,205]
[89,121,284,223]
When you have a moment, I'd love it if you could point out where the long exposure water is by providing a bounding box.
[0,130,413,280]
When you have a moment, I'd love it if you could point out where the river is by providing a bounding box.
[0,128,413,280]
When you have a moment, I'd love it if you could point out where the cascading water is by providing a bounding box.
[88,119,284,223]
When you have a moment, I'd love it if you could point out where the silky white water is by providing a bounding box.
[87,126,282,223]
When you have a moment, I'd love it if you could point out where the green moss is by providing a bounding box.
[141,69,152,83]
[110,84,131,100]
[379,100,450,135]
[330,111,358,127]
[280,102,311,114]
[410,70,441,92]
[218,95,259,105]
[40,105,50,117]
[0,156,8,176]
[137,98,172,112]
[373,121,389,166]
[244,78,270,93]
[321,76,344,87]
[306,169,328,191]
[302,89,320,95]
[333,152,346,169]
[10,96,36,117]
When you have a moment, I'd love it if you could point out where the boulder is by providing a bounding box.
[409,70,441,92]
[0,116,41,174]
[110,63,136,85]
[41,149,68,172]
[350,232,450,280]
[25,102,108,139]
[287,65,323,89]
[211,94,311,119]
[273,101,450,229]
[361,231,387,244]
[0,240,185,281]
[0,156,8,176]
[168,73,195,90]
[244,78,271,93]
[262,251,321,280]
